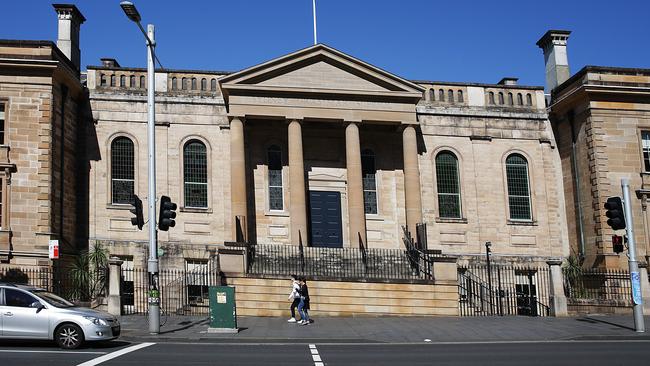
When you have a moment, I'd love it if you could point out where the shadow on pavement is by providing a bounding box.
[159,318,210,335]
[576,317,635,331]
[0,339,131,350]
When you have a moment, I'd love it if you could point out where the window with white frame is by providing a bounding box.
[435,151,461,218]
[111,137,135,204]
[642,131,650,172]
[361,149,378,214]
[183,140,208,208]
[505,154,532,220]
[267,145,283,211]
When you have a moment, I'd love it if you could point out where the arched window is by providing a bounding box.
[130,75,136,87]
[191,78,197,90]
[181,77,187,90]
[201,78,207,91]
[439,89,445,102]
[508,92,514,105]
[267,145,283,210]
[140,75,145,88]
[211,79,217,91]
[172,77,177,90]
[498,92,504,105]
[111,137,135,204]
[429,89,435,102]
[526,93,533,106]
[183,140,208,208]
[458,90,464,103]
[488,92,495,104]
[100,74,107,86]
[120,75,126,87]
[517,93,523,106]
[448,90,454,104]
[505,154,532,220]
[436,151,461,218]
[361,149,378,214]
[110,75,116,87]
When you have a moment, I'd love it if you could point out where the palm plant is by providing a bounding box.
[68,242,109,302]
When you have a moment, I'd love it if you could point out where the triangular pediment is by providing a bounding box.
[219,44,424,102]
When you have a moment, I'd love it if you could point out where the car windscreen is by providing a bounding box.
[33,290,75,308]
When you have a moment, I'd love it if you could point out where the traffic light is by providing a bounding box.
[158,195,177,231]
[130,194,144,230]
[612,235,624,254]
[604,197,626,230]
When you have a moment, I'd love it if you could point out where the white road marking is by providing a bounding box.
[0,350,105,355]
[76,342,155,366]
[309,344,324,365]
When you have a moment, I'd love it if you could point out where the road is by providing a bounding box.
[0,340,648,365]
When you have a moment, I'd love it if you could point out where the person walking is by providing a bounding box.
[297,277,311,325]
[287,275,301,323]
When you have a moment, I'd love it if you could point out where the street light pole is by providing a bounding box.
[120,1,160,334]
[621,178,645,332]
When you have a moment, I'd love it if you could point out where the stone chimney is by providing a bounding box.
[498,77,519,86]
[53,4,86,70]
[536,30,571,93]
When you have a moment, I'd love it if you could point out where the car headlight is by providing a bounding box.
[83,316,108,326]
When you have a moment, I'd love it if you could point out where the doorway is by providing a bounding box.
[309,190,343,248]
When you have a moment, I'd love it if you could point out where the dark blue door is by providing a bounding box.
[309,191,343,248]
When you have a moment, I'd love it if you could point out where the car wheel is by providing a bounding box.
[55,323,84,349]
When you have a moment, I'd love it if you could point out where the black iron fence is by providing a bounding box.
[121,262,220,316]
[563,268,632,305]
[246,243,441,282]
[0,265,101,303]
[458,263,551,317]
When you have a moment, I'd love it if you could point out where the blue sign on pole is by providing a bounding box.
[631,272,642,305]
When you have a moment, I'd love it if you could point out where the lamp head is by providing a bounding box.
[120,1,141,22]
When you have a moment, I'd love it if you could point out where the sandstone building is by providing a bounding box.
[542,30,650,269]
[0,4,88,266]
[86,43,569,271]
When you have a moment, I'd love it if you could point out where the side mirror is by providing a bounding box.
[31,301,45,313]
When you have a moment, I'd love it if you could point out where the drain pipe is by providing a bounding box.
[568,112,585,260]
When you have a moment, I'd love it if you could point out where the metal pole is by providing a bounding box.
[621,178,645,332]
[485,242,493,315]
[312,0,317,45]
[146,23,160,335]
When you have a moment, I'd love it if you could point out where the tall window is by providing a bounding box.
[182,77,187,90]
[130,75,136,87]
[508,92,514,105]
[100,74,106,86]
[448,90,454,104]
[267,145,283,210]
[506,154,532,220]
[172,77,178,90]
[0,104,5,145]
[139,75,145,88]
[191,78,197,90]
[498,92,504,105]
[517,93,523,106]
[111,137,135,204]
[642,131,650,172]
[488,92,495,105]
[120,75,126,87]
[201,78,207,91]
[526,93,533,106]
[361,149,378,214]
[211,79,217,91]
[184,140,208,208]
[428,89,435,102]
[439,89,445,102]
[458,90,464,103]
[436,152,461,218]
[110,75,116,87]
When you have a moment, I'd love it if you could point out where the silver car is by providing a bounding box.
[0,283,120,349]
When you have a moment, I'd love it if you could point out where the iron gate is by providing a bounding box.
[458,264,550,317]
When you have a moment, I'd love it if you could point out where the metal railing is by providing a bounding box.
[563,268,632,304]
[121,259,220,316]
[247,243,440,283]
[458,263,550,317]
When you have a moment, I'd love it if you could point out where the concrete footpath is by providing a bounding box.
[118,315,650,343]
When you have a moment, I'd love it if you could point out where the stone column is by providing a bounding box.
[638,262,650,314]
[546,259,568,317]
[345,122,367,247]
[107,257,123,316]
[402,125,423,234]
[230,117,247,242]
[288,120,308,245]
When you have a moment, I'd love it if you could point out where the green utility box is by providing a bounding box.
[208,286,238,332]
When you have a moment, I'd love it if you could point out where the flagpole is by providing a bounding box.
[312,0,317,44]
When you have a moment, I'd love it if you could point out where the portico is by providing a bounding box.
[219,44,425,248]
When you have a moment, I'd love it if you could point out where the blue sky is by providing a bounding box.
[2,0,648,86]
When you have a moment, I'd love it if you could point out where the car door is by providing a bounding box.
[1,288,49,338]
[0,288,4,336]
